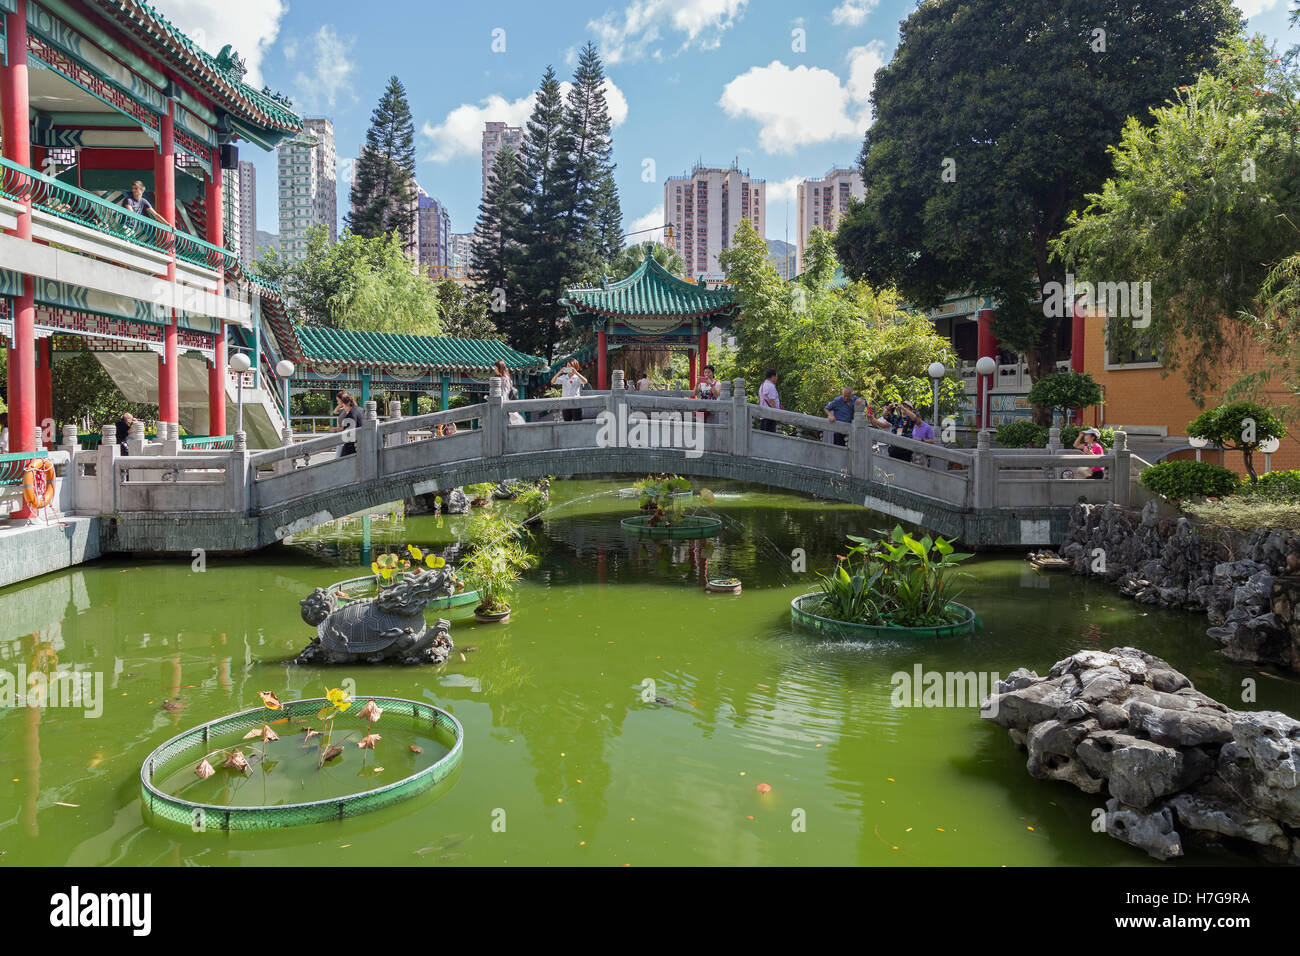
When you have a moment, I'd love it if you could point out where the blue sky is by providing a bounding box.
[154,0,1296,245]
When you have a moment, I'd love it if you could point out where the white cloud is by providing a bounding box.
[846,41,886,107]
[1235,0,1283,17]
[150,0,287,87]
[831,0,879,27]
[628,204,666,244]
[764,175,803,204]
[290,26,357,112]
[422,79,628,163]
[590,0,748,64]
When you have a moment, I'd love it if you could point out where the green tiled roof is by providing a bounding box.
[561,257,738,321]
[294,326,548,374]
[100,1,303,134]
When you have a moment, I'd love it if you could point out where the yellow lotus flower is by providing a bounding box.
[326,687,352,712]
[408,545,423,561]
[425,555,445,569]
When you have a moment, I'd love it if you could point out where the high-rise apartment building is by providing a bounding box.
[278,116,337,261]
[237,160,256,264]
[665,163,765,280]
[221,160,242,261]
[481,121,523,202]
[449,233,474,271]
[795,166,864,274]
[416,187,452,272]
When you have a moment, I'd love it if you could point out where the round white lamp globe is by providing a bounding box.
[928,362,947,380]
[1259,436,1282,455]
[975,356,997,377]
[1187,435,1209,449]
[276,360,296,378]
[229,352,251,373]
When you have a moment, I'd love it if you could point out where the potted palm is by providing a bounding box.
[462,538,538,624]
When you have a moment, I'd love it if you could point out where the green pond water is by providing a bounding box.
[1,479,1298,867]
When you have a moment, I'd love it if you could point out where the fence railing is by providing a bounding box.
[67,377,1129,520]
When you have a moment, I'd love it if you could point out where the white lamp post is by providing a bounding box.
[975,355,997,432]
[1188,434,1209,463]
[927,362,946,428]
[1260,436,1281,474]
[276,359,296,434]
[229,352,251,436]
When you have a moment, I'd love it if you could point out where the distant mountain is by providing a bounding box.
[766,239,794,258]
[255,230,280,255]
[766,239,796,278]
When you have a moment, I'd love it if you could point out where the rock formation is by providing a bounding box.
[1059,501,1300,672]
[984,646,1300,864]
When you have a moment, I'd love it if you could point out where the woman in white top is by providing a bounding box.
[494,360,525,425]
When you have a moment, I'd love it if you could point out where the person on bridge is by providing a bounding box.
[823,386,857,446]
[1074,427,1106,478]
[114,411,137,455]
[695,365,721,400]
[553,360,587,422]
[329,394,363,457]
[494,360,525,425]
[759,369,782,432]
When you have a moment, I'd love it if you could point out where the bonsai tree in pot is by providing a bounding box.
[461,538,538,623]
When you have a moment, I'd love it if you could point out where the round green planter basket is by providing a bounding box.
[791,593,981,639]
[328,575,481,611]
[140,697,463,831]
[620,515,723,540]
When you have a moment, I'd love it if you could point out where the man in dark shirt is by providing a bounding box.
[823,386,856,446]
[114,412,136,455]
[122,181,168,225]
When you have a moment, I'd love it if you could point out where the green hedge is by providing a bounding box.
[1237,469,1300,501]
[1140,460,1241,501]
[995,421,1049,448]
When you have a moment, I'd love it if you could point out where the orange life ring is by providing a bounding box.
[22,458,56,510]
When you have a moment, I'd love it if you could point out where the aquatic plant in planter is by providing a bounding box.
[461,538,539,623]
[794,527,978,637]
[622,476,722,538]
[464,482,497,508]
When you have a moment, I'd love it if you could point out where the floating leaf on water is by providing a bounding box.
[257,691,282,711]
[409,745,423,754]
[357,734,382,750]
[358,700,383,724]
[195,760,216,780]
[319,745,344,767]
[756,783,772,794]
[262,725,279,742]
[304,729,321,740]
[223,750,249,773]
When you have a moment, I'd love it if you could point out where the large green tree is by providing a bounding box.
[471,145,525,337]
[435,280,502,341]
[347,76,417,252]
[836,0,1241,402]
[608,241,684,279]
[1056,36,1300,403]
[256,225,440,334]
[722,221,963,418]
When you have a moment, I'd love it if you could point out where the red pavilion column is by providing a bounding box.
[698,329,708,374]
[976,308,999,429]
[597,326,608,390]
[35,338,53,446]
[206,158,226,436]
[2,0,37,517]
[688,348,697,390]
[156,99,178,430]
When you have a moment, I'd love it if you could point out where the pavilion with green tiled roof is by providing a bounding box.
[560,256,739,389]
[284,325,548,410]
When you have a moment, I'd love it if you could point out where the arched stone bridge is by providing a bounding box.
[79,379,1132,553]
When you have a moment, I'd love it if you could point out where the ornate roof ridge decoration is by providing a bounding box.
[560,256,739,323]
[96,1,303,133]
[292,325,549,374]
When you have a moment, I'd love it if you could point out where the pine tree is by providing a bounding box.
[471,145,524,345]
[592,168,623,266]
[348,76,417,254]
[511,67,569,358]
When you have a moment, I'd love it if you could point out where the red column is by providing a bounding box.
[688,348,697,390]
[976,308,998,429]
[597,327,608,390]
[206,159,226,435]
[2,0,37,518]
[1071,297,1086,373]
[698,329,708,373]
[35,338,53,446]
[156,100,178,429]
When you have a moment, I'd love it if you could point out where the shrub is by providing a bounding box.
[1187,400,1286,484]
[1184,498,1300,533]
[1140,459,1241,501]
[1236,469,1300,501]
[1025,371,1104,413]
[996,420,1049,448]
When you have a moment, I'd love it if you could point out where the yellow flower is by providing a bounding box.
[408,545,423,561]
[326,687,352,712]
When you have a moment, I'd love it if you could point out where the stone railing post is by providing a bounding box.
[973,429,996,510]
[360,401,379,482]
[730,379,748,458]
[99,424,119,513]
[851,416,872,481]
[611,369,625,391]
[385,400,405,447]
[485,377,505,457]
[230,431,250,513]
[1112,429,1131,507]
[58,424,79,514]
[161,421,182,456]
[606,370,627,440]
[129,420,147,456]
[61,423,79,456]
[1045,426,1062,479]
[275,426,296,476]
